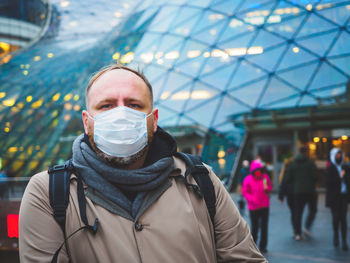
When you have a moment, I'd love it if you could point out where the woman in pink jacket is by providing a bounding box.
[242,160,273,253]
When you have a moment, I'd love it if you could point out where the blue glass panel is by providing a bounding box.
[156,104,181,124]
[265,14,307,39]
[308,62,348,90]
[229,61,267,88]
[264,96,300,109]
[171,6,201,30]
[192,20,227,45]
[328,56,350,75]
[185,97,220,128]
[317,5,350,26]
[184,82,220,111]
[200,62,237,91]
[149,6,179,33]
[217,19,256,43]
[250,30,285,49]
[246,44,286,72]
[172,13,202,36]
[311,85,347,98]
[143,64,168,83]
[296,31,338,57]
[237,0,273,13]
[157,71,192,100]
[132,7,158,30]
[230,78,267,107]
[151,75,168,101]
[328,31,350,57]
[258,77,299,107]
[175,39,208,64]
[297,13,338,38]
[191,10,226,35]
[218,32,255,50]
[188,0,212,8]
[277,63,319,89]
[175,55,208,77]
[210,0,242,15]
[133,32,162,54]
[277,44,318,70]
[298,95,318,106]
[158,83,191,112]
[178,116,197,126]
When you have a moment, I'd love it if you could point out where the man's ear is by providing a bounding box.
[82,110,89,134]
[152,108,158,132]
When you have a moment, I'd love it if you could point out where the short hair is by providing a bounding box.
[85,64,153,109]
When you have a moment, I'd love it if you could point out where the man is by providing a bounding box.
[19,64,266,262]
[284,146,318,241]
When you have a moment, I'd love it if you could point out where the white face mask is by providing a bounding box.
[87,106,152,158]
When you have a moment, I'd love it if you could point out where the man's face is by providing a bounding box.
[82,69,158,166]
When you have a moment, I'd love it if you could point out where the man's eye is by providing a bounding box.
[129,104,140,109]
[101,104,112,109]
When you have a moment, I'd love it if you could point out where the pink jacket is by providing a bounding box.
[242,160,272,211]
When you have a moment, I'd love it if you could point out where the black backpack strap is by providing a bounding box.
[48,159,74,233]
[175,152,216,228]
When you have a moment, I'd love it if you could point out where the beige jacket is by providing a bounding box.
[19,157,266,262]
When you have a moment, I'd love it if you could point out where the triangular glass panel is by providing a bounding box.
[298,95,319,107]
[170,6,201,32]
[246,44,286,72]
[201,56,236,76]
[258,77,300,107]
[191,10,227,35]
[184,82,220,111]
[296,13,338,38]
[151,75,168,102]
[159,83,192,113]
[175,55,208,78]
[277,44,318,70]
[178,116,198,126]
[150,6,179,33]
[156,104,181,124]
[143,64,168,83]
[265,14,307,39]
[211,95,251,127]
[277,62,319,89]
[218,32,256,51]
[200,62,238,91]
[236,0,274,14]
[310,85,347,99]
[185,97,221,128]
[296,31,338,57]
[210,0,242,15]
[229,78,268,107]
[317,4,349,26]
[217,18,256,43]
[133,7,158,30]
[156,71,192,101]
[134,33,162,54]
[264,96,300,109]
[229,61,267,88]
[189,0,212,8]
[308,62,348,90]
[328,30,350,57]
[328,56,350,76]
[175,39,208,65]
[250,29,285,49]
[192,20,227,45]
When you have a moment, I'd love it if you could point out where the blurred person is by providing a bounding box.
[237,160,250,214]
[325,148,350,251]
[19,64,266,262]
[0,168,7,199]
[284,146,318,240]
[242,160,273,253]
[278,157,296,236]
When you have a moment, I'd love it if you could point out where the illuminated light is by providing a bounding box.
[187,50,201,58]
[73,94,79,101]
[160,91,171,100]
[40,13,46,20]
[3,99,16,107]
[31,99,43,109]
[164,51,179,60]
[247,46,264,55]
[47,53,54,58]
[23,70,28,76]
[52,110,58,117]
[6,122,10,127]
[0,42,10,53]
[69,21,77,27]
[60,1,70,7]
[19,146,23,151]
[313,137,320,143]
[8,147,17,153]
[230,19,243,28]
[155,52,163,59]
[64,93,73,101]
[17,102,24,109]
[342,135,348,140]
[64,114,71,121]
[267,15,281,24]
[52,93,60,101]
[203,52,210,58]
[226,48,247,56]
[210,29,217,35]
[7,214,19,238]
[74,105,81,111]
[183,28,190,35]
[11,107,19,113]
[123,3,129,8]
[25,64,30,69]
[26,96,33,102]
[114,12,122,18]
[4,127,9,132]
[191,90,212,100]
[322,138,327,143]
[218,158,226,169]
[0,92,5,98]
[245,16,264,25]
[292,47,300,53]
[112,52,120,60]
[20,64,24,69]
[120,52,134,64]
[309,143,316,150]
[64,103,72,110]
[347,5,350,10]
[211,49,229,59]
[140,52,153,63]
[306,4,313,11]
[316,3,332,10]
[34,56,41,61]
[218,149,225,159]
[157,59,164,64]
[208,14,224,21]
[35,145,40,150]
[171,91,190,100]
[110,20,118,26]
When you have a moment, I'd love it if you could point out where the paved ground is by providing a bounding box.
[233,193,350,263]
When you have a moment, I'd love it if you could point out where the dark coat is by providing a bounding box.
[325,163,350,208]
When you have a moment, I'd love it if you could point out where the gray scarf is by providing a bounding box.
[72,134,174,218]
